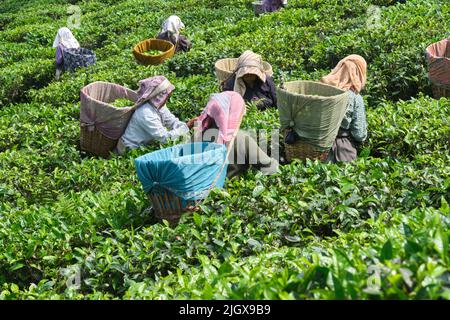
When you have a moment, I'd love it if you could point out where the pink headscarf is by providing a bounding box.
[135,76,175,109]
[195,91,246,144]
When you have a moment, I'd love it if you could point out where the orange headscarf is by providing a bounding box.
[321,55,367,93]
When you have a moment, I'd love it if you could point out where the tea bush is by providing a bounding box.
[0,0,449,299]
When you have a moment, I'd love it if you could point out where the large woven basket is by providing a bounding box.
[431,83,450,99]
[425,38,450,99]
[80,125,118,158]
[284,131,330,162]
[79,82,138,158]
[149,190,200,225]
[277,80,348,162]
[133,38,175,66]
[214,57,273,83]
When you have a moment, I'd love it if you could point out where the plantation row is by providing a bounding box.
[0,0,449,299]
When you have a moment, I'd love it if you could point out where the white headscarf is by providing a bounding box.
[161,15,185,36]
[52,27,80,49]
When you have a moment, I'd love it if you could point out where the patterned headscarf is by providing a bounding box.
[135,76,175,109]
[195,91,246,144]
[233,50,267,97]
[321,54,367,94]
[52,27,80,49]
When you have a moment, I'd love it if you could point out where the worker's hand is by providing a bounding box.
[186,117,197,129]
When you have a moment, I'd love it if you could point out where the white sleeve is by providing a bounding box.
[140,107,188,143]
[159,106,186,129]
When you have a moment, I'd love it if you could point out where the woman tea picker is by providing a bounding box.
[156,15,192,53]
[116,76,189,154]
[321,54,368,163]
[222,50,277,110]
[52,27,80,80]
[187,91,279,177]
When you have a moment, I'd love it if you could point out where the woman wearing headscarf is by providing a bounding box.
[117,76,189,154]
[156,15,192,53]
[222,50,277,110]
[262,0,286,13]
[321,54,368,163]
[52,27,80,80]
[187,91,279,177]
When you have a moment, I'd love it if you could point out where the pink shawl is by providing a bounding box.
[195,91,245,144]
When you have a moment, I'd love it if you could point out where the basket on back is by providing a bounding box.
[135,92,246,225]
[133,38,175,66]
[214,57,273,84]
[80,81,138,158]
[425,38,450,99]
[277,80,349,162]
[135,142,229,225]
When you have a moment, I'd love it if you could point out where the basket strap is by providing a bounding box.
[221,69,238,90]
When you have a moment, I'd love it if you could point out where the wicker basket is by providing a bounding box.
[284,131,329,162]
[425,38,449,99]
[214,57,273,83]
[80,125,118,158]
[253,1,264,16]
[133,38,175,66]
[431,83,450,99]
[149,190,200,225]
[80,81,138,158]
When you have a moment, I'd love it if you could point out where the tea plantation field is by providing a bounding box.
[0,0,449,299]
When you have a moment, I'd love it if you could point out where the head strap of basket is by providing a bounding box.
[135,76,175,109]
[233,50,267,96]
[425,38,450,86]
[195,91,246,145]
[53,27,80,49]
[321,54,367,94]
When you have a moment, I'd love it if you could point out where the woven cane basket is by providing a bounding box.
[140,111,244,226]
[80,125,118,158]
[133,38,175,65]
[214,57,273,83]
[431,83,450,99]
[425,38,450,99]
[149,190,201,225]
[284,131,329,162]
